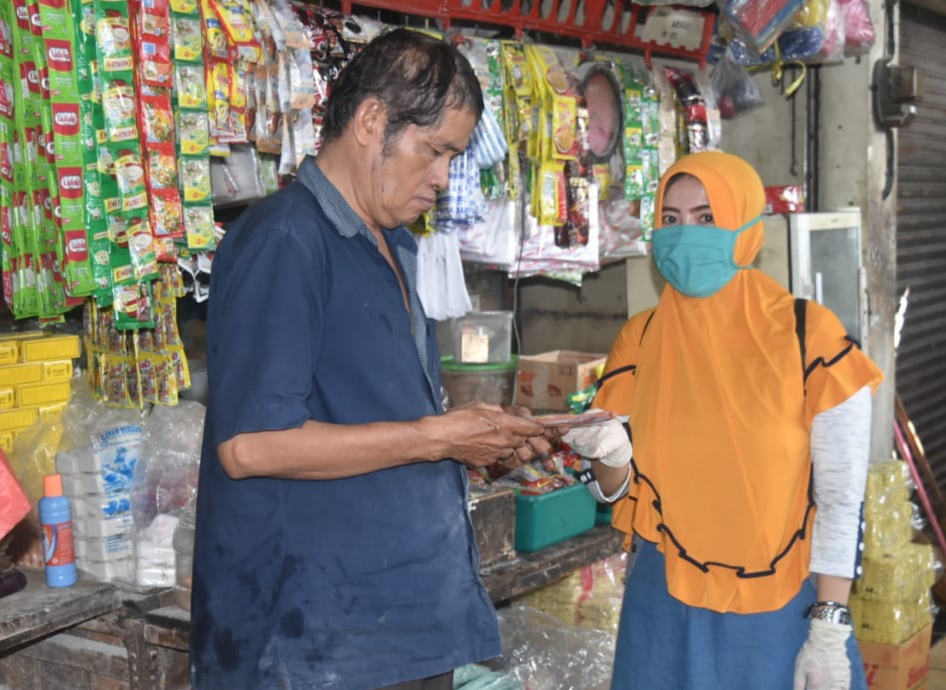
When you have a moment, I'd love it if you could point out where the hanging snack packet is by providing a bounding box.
[171,14,202,62]
[95,0,134,73]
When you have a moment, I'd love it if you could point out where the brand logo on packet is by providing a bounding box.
[65,230,88,261]
[46,41,73,71]
[15,6,29,28]
[53,104,79,134]
[58,168,83,199]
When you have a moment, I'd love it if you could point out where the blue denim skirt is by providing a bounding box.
[611,540,868,690]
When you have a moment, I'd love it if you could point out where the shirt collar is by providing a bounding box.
[296,155,372,240]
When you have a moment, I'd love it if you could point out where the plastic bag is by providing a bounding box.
[710,51,765,119]
[727,0,846,65]
[0,450,29,541]
[130,401,203,586]
[839,0,875,56]
[717,0,807,53]
[486,606,616,690]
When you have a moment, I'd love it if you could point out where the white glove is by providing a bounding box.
[562,414,632,469]
[793,618,853,690]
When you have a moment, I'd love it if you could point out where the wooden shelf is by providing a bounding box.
[0,569,120,654]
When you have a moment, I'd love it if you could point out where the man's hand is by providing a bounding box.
[420,402,551,468]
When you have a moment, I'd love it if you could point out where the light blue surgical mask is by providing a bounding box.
[651,216,761,298]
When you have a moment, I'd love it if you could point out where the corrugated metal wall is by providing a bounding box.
[897,4,946,488]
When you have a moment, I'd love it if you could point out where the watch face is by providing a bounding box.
[583,68,621,163]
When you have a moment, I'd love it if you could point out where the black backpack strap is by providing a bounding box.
[794,298,807,385]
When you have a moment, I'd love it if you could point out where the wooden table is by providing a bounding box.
[0,569,120,653]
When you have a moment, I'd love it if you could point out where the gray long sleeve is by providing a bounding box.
[809,386,872,579]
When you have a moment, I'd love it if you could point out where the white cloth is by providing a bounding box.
[810,386,872,579]
[793,618,853,690]
[416,232,473,321]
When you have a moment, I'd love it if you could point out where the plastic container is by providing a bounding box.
[39,474,77,588]
[172,499,196,611]
[451,311,514,364]
[441,356,517,408]
[515,482,597,553]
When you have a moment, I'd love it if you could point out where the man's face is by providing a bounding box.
[369,107,478,230]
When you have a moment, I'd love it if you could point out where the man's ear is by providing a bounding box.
[351,96,385,148]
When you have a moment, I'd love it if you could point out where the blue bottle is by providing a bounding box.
[39,474,77,588]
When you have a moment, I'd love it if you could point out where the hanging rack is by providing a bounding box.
[329,0,714,67]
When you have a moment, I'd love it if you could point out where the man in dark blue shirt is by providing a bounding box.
[190,29,552,690]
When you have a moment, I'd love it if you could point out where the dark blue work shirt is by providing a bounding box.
[190,157,500,690]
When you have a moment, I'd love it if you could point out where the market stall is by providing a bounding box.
[2,0,931,688]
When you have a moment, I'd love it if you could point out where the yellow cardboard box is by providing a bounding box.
[33,401,68,424]
[19,335,80,363]
[0,407,38,432]
[0,431,12,453]
[16,382,72,408]
[0,342,18,366]
[0,363,43,387]
[40,360,73,383]
[0,387,14,410]
[515,350,607,412]
[860,622,931,690]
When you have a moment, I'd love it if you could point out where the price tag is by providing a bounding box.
[461,327,490,363]
[640,8,706,52]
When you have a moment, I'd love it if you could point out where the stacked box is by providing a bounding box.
[0,331,79,453]
[853,460,936,650]
[54,422,141,583]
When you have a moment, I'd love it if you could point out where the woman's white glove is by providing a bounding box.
[793,618,853,690]
[561,414,632,468]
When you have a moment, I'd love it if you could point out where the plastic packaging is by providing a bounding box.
[441,357,518,409]
[710,50,765,119]
[39,474,77,588]
[839,0,875,56]
[485,605,616,690]
[172,497,196,610]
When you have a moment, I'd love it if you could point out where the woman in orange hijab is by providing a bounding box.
[562,151,882,690]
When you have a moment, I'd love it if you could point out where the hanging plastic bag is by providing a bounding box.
[839,0,875,56]
[710,51,765,119]
[0,450,29,541]
[470,105,509,170]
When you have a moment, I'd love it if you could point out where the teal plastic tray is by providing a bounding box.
[594,503,613,526]
[514,482,596,553]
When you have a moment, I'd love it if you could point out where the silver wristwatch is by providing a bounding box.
[805,601,852,626]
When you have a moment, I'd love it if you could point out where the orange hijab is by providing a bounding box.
[598,152,882,613]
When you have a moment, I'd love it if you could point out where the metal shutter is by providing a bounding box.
[897,5,946,489]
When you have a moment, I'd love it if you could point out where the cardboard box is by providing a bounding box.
[860,622,931,690]
[469,484,516,567]
[515,350,606,412]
